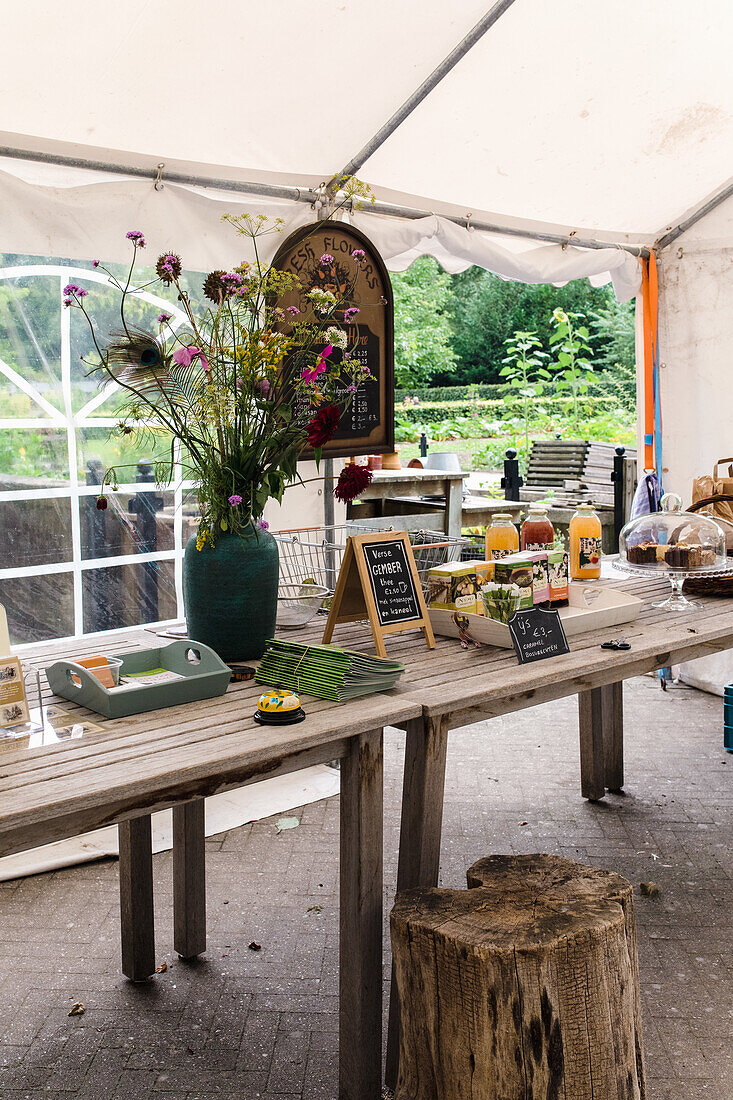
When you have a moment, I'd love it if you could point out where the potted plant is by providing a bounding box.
[66,198,377,659]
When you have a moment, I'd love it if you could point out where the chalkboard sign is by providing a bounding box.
[322,531,435,658]
[508,607,570,665]
[362,538,421,626]
[271,221,394,457]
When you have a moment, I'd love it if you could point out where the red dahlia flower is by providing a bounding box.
[333,463,373,503]
[306,404,340,448]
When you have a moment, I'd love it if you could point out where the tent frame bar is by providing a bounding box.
[0,143,649,258]
[654,178,733,251]
[326,0,518,193]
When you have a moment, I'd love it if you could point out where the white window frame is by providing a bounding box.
[0,265,193,645]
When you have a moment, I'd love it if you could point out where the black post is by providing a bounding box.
[84,459,109,631]
[129,460,163,621]
[501,449,523,501]
[419,432,429,460]
[611,446,626,551]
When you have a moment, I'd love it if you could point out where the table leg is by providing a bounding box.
[173,798,206,959]
[445,479,463,539]
[578,688,607,801]
[385,714,449,1091]
[118,814,155,981]
[339,728,383,1100]
[602,681,624,791]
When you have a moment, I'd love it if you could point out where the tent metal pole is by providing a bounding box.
[0,145,310,204]
[654,178,733,251]
[0,143,648,257]
[365,198,650,257]
[326,0,519,192]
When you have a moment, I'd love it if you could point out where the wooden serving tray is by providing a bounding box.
[45,640,231,719]
[429,582,642,649]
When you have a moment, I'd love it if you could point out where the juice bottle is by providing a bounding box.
[521,505,555,551]
[485,514,519,560]
[569,504,602,579]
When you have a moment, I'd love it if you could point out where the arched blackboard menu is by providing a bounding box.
[271,221,395,458]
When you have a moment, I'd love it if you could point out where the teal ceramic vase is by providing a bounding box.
[184,524,279,661]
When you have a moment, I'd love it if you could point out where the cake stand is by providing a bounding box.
[613,559,733,612]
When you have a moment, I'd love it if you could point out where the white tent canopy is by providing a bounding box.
[1,0,731,302]
[0,0,731,485]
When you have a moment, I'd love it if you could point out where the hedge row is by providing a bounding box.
[395,378,636,405]
[394,396,632,425]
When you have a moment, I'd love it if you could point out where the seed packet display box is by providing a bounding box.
[429,582,642,648]
[45,641,231,719]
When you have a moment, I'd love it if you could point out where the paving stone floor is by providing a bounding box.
[0,674,731,1099]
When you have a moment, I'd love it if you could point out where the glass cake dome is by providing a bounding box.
[619,493,726,571]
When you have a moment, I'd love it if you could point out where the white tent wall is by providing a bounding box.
[657,196,733,501]
[657,196,733,695]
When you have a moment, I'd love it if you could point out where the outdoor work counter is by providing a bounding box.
[0,638,421,1100]
[3,574,733,1096]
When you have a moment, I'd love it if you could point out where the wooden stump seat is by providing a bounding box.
[390,854,645,1100]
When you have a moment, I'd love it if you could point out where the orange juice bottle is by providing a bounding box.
[485,514,520,560]
[569,504,602,579]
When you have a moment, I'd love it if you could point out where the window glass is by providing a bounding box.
[0,256,192,645]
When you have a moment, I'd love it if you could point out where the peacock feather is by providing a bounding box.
[103,327,172,394]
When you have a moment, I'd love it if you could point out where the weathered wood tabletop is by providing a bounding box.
[0,629,421,1100]
[4,574,733,1096]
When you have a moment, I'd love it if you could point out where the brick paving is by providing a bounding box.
[0,674,731,1098]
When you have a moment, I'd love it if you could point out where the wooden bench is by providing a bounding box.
[521,439,637,511]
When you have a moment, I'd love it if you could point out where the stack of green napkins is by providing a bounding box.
[255,639,404,701]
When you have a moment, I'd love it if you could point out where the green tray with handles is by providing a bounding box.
[45,640,231,719]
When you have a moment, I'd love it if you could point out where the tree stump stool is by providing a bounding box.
[390,854,645,1100]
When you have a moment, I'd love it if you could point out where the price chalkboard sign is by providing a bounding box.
[508,607,570,665]
[362,539,421,626]
[322,531,435,658]
[271,221,394,457]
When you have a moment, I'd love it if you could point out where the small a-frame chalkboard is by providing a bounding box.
[322,531,435,658]
[508,607,570,665]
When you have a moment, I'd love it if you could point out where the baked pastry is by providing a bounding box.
[699,548,717,566]
[655,545,669,563]
[627,542,659,564]
[665,543,702,568]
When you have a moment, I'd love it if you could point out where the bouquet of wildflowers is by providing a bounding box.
[65,201,377,548]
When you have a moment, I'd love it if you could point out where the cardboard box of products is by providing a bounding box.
[428,560,494,613]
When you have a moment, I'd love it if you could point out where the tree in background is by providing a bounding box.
[436,269,616,386]
[390,256,456,386]
[590,296,635,379]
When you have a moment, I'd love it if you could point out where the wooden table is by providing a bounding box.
[0,630,421,1100]
[309,574,733,1088]
[348,467,466,537]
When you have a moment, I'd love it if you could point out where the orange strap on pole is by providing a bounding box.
[641,250,658,471]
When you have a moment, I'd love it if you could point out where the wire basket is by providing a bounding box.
[274,524,466,599]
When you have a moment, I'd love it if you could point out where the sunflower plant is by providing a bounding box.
[65,194,377,548]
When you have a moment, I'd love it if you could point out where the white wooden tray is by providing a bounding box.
[429,582,643,649]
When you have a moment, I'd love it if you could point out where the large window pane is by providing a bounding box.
[82,561,177,633]
[0,497,72,568]
[78,489,177,560]
[0,274,63,415]
[0,573,74,645]
[0,427,69,488]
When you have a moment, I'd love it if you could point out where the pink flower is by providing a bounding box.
[301,360,327,384]
[287,306,300,316]
[320,344,333,360]
[344,307,360,323]
[173,345,209,370]
[352,249,365,261]
[126,230,146,247]
[257,519,269,530]
[92,260,100,268]
[157,312,172,324]
[228,494,242,506]
[319,253,334,265]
